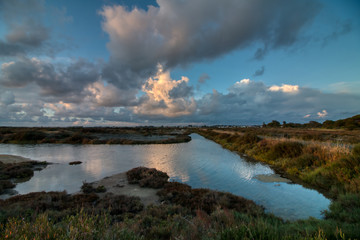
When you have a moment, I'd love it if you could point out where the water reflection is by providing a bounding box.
[0,134,330,220]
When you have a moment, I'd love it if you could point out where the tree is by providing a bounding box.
[267,120,281,128]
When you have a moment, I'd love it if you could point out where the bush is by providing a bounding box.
[270,141,304,159]
[325,193,360,224]
[0,180,15,193]
[241,133,260,145]
[126,167,169,188]
[352,144,360,158]
[157,182,264,215]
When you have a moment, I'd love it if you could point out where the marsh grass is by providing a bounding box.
[2,203,357,239]
[198,129,359,197]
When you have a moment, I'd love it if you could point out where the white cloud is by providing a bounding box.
[317,110,328,118]
[133,65,196,118]
[268,84,299,93]
[86,80,138,107]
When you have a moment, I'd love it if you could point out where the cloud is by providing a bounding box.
[198,73,210,84]
[86,81,138,107]
[193,79,360,124]
[100,0,321,90]
[268,84,299,93]
[317,110,328,118]
[0,90,15,106]
[133,65,196,118]
[322,20,352,47]
[0,0,50,57]
[253,66,265,77]
[0,57,100,102]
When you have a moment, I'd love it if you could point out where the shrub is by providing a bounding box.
[81,182,95,193]
[352,143,360,159]
[13,131,47,142]
[241,132,260,145]
[126,167,169,188]
[294,154,319,169]
[157,182,264,216]
[96,195,143,216]
[325,193,360,224]
[0,180,15,193]
[269,141,304,159]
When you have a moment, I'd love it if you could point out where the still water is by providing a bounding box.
[0,134,330,220]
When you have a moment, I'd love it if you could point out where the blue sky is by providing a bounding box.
[0,0,359,126]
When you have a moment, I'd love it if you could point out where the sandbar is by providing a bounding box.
[0,154,33,164]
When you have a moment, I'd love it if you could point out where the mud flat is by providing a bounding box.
[83,172,160,206]
[0,154,33,164]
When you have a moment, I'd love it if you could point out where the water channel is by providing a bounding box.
[0,134,330,220]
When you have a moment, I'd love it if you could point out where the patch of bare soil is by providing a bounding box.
[0,155,33,164]
[84,172,160,206]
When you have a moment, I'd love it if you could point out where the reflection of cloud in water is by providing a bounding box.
[232,160,273,181]
[141,145,190,183]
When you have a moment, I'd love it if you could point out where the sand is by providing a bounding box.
[0,154,33,164]
[87,172,160,206]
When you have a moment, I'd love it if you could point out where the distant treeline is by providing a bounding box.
[264,114,360,130]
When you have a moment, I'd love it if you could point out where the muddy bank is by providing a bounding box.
[0,154,33,164]
[82,172,160,206]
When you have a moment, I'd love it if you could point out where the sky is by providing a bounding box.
[0,0,359,126]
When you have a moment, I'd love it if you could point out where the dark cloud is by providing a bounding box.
[253,66,265,77]
[0,57,100,102]
[0,0,50,57]
[100,0,322,90]
[253,47,268,61]
[322,20,352,47]
[0,91,15,106]
[169,81,193,99]
[198,73,210,84]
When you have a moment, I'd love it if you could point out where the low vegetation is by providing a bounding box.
[0,167,359,239]
[127,167,169,188]
[0,161,49,194]
[0,127,191,145]
[197,129,359,198]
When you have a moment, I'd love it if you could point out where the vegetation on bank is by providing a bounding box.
[1,167,359,239]
[0,127,191,145]
[263,114,360,130]
[196,130,360,198]
[0,161,49,194]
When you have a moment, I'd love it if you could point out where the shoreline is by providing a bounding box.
[0,154,33,164]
